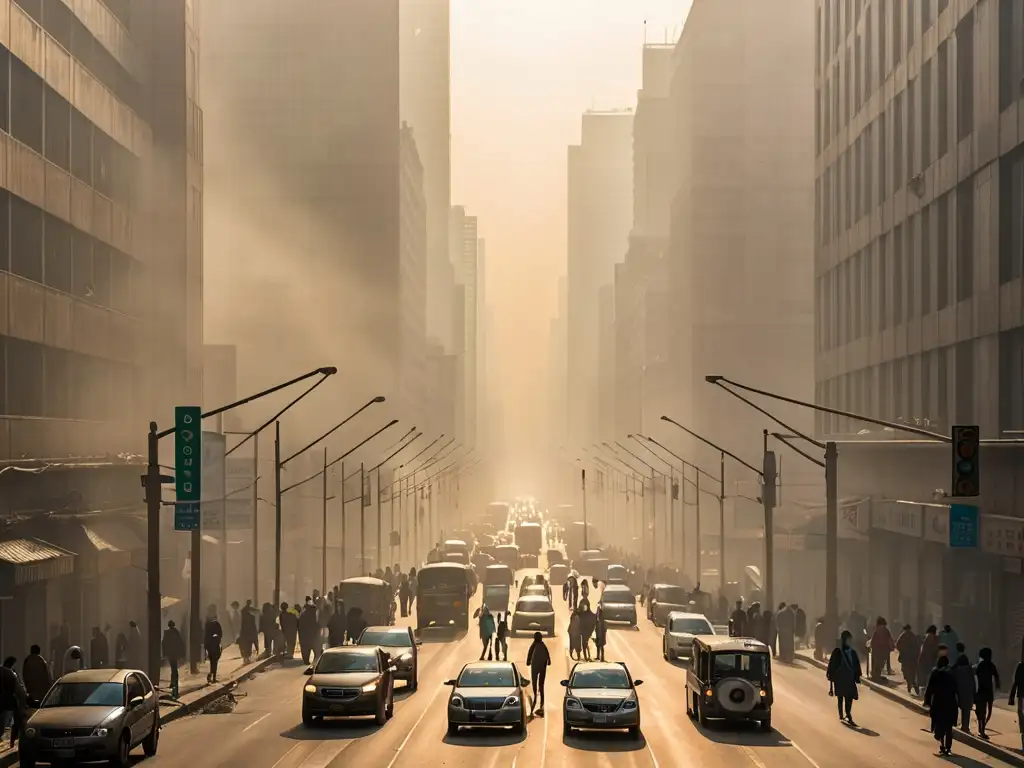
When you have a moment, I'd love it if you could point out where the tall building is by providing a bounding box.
[201,0,403,413]
[400,0,452,351]
[566,111,633,451]
[450,205,479,447]
[0,0,201,654]
[399,122,428,427]
[668,0,815,464]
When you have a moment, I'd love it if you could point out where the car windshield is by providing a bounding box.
[359,631,412,648]
[712,652,770,682]
[41,682,124,708]
[656,587,689,604]
[523,585,547,595]
[670,617,713,634]
[458,667,516,687]
[316,652,379,673]
[516,598,552,612]
[602,587,633,602]
[570,668,631,690]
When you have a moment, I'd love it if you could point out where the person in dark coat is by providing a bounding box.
[162,620,186,699]
[917,625,940,693]
[827,630,862,725]
[1008,650,1024,751]
[869,617,895,681]
[759,610,776,654]
[729,600,747,638]
[924,655,959,755]
[594,609,608,662]
[22,645,51,705]
[895,624,920,694]
[974,647,1000,740]
[279,603,299,657]
[793,604,808,648]
[126,620,144,670]
[813,617,828,661]
[90,627,109,669]
[951,642,976,732]
[203,608,224,684]
[298,600,319,664]
[327,600,347,648]
[776,604,795,661]
[238,601,259,663]
[345,607,368,646]
[0,657,27,748]
[398,575,412,618]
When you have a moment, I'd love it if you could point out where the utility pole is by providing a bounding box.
[376,465,383,573]
[695,470,702,582]
[321,447,328,595]
[582,468,588,551]
[762,430,777,611]
[719,450,726,589]
[824,441,839,646]
[360,463,366,573]
[341,462,347,578]
[144,424,167,683]
[273,421,282,607]
[252,433,259,605]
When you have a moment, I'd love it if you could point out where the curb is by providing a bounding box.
[0,654,283,768]
[794,654,1024,767]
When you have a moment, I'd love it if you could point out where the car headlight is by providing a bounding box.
[450,696,464,708]
[362,682,378,693]
[565,697,582,709]
[622,699,637,710]
[304,684,318,694]
[24,727,36,738]
[503,696,520,708]
[91,727,109,737]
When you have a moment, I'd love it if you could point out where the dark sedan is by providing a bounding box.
[302,646,395,726]
[357,625,421,690]
[598,584,638,626]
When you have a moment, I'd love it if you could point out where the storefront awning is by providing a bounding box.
[84,519,147,569]
[0,538,76,589]
[161,595,183,611]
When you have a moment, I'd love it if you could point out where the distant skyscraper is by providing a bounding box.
[566,111,633,451]
[451,206,480,447]
[399,123,429,429]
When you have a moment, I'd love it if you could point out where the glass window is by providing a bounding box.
[938,42,949,156]
[957,13,974,142]
[937,195,950,308]
[93,129,113,198]
[458,666,516,687]
[711,652,770,682]
[315,651,380,674]
[999,150,1024,285]
[44,85,71,171]
[125,675,145,702]
[957,180,974,301]
[72,229,93,299]
[11,196,43,283]
[110,249,132,313]
[41,681,124,708]
[11,57,43,154]
[71,108,93,185]
[44,346,70,418]
[514,598,552,612]
[14,0,41,24]
[0,47,10,133]
[44,214,73,293]
[0,190,9,273]
[358,630,412,648]
[7,338,44,416]
[92,242,111,306]
[669,617,713,634]
[42,0,74,52]
[569,667,630,689]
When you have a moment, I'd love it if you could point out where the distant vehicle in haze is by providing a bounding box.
[515,521,542,555]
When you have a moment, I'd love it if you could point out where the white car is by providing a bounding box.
[662,611,714,661]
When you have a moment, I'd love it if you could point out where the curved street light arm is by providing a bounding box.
[281,395,386,466]
[372,431,423,472]
[772,432,825,469]
[706,381,825,449]
[657,418,762,475]
[282,419,399,494]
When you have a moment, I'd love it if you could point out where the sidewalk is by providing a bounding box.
[796,648,1024,766]
[0,647,279,767]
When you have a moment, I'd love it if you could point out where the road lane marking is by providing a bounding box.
[742,746,767,768]
[789,739,822,768]
[385,650,461,767]
[298,740,354,768]
[270,742,305,768]
[241,712,271,732]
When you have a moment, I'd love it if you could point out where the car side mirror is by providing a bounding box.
[560,680,569,687]
[303,666,314,676]
[444,679,457,686]
[634,679,644,686]
[129,696,145,709]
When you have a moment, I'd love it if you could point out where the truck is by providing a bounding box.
[514,521,542,555]
[416,562,475,631]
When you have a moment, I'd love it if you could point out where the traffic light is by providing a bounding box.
[951,425,980,497]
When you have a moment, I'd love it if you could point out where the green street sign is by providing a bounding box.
[174,406,202,530]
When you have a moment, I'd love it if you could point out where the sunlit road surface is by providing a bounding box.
[147,578,1010,768]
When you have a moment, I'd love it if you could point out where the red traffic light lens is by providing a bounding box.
[957,443,977,459]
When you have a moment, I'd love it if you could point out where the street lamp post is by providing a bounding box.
[145,365,337,681]
[611,442,663,566]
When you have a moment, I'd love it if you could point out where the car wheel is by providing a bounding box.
[447,721,459,736]
[513,717,526,735]
[409,673,418,692]
[142,720,160,756]
[375,695,388,725]
[109,730,131,767]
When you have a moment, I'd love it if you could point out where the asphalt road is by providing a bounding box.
[143,574,1012,768]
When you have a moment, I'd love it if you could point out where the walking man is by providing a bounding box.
[162,620,186,699]
[526,631,551,716]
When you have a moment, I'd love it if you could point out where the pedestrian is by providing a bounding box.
[127,620,144,670]
[114,631,129,668]
[974,647,1000,740]
[579,604,597,661]
[925,655,959,755]
[345,607,367,645]
[568,608,583,659]
[90,626,109,669]
[595,608,607,662]
[580,578,590,606]
[399,574,412,618]
[868,617,894,681]
[793,604,807,649]
[952,642,976,732]
[813,616,828,661]
[203,606,224,683]
[162,620,186,699]
[49,622,70,675]
[476,604,496,660]
[759,609,776,654]
[827,629,861,726]
[495,612,509,661]
[895,624,920,695]
[226,601,241,648]
[259,603,276,656]
[1008,647,1024,751]
[239,600,259,663]
[0,656,27,748]
[298,598,319,664]
[327,601,347,648]
[22,646,50,706]
[730,599,747,638]
[939,624,959,651]
[526,631,551,716]
[917,625,940,693]
[279,602,298,657]
[776,603,795,661]
[567,573,579,611]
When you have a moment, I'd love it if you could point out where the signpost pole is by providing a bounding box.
[171,406,203,675]
[376,466,383,574]
[145,423,162,684]
[322,447,328,596]
[252,432,259,605]
[340,462,346,579]
[360,463,367,573]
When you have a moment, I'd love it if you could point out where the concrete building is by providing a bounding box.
[812,0,1024,665]
[399,122,428,428]
[400,0,452,352]
[566,110,633,451]
[0,0,202,657]
[668,0,815,471]
[451,205,479,448]
[596,284,616,442]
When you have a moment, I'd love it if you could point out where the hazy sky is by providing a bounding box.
[450,0,693,479]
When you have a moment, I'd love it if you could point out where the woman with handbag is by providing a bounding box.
[827,629,862,726]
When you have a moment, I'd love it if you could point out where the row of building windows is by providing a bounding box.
[817,145,1024,352]
[0,47,138,206]
[0,334,135,421]
[14,0,141,115]
[0,189,145,318]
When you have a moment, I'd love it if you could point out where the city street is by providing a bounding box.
[142,575,1014,768]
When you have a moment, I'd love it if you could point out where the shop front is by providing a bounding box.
[980,514,1024,665]
[0,538,76,658]
[869,500,925,627]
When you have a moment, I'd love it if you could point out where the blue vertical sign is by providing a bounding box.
[948,504,979,548]
[174,406,202,531]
